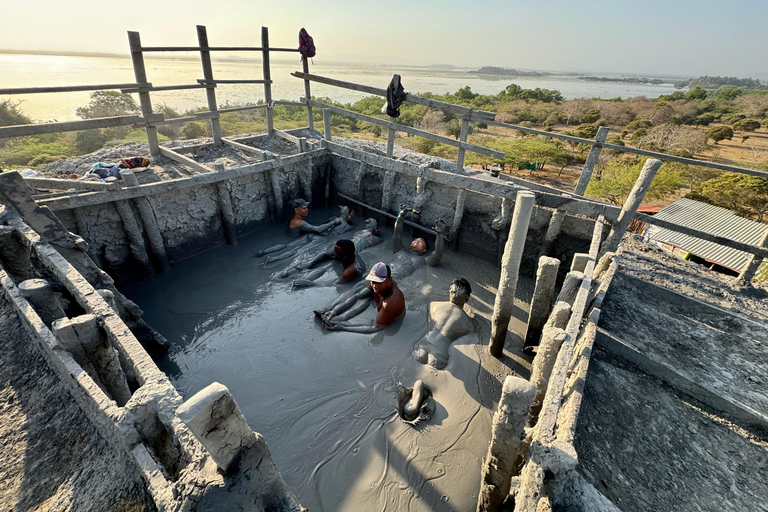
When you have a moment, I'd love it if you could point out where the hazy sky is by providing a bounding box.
[2,0,766,77]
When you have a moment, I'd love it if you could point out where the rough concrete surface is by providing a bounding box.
[575,348,768,512]
[0,293,156,512]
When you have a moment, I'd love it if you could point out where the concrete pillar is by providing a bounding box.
[300,161,313,203]
[601,158,663,254]
[323,108,332,140]
[569,253,590,273]
[490,191,536,358]
[593,251,615,281]
[524,256,561,351]
[121,170,170,271]
[213,161,238,245]
[539,210,567,258]
[114,199,154,274]
[739,229,768,282]
[380,170,396,225]
[354,160,366,197]
[414,175,428,211]
[449,189,467,249]
[268,167,284,221]
[574,126,610,195]
[544,301,572,331]
[477,376,536,512]
[177,382,255,473]
[555,271,585,307]
[528,327,568,426]
[53,314,132,406]
[18,278,66,327]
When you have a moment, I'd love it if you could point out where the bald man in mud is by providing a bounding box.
[323,262,405,333]
[413,277,475,370]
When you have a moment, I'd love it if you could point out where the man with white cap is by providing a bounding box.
[323,261,405,333]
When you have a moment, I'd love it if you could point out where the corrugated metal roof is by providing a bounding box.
[644,198,768,272]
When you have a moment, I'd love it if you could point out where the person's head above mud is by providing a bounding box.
[287,198,341,238]
[449,277,472,308]
[410,238,427,255]
[333,239,365,281]
[364,218,379,234]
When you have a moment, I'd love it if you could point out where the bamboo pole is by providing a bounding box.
[455,118,470,171]
[127,31,160,156]
[323,108,332,140]
[302,58,314,130]
[739,229,768,282]
[197,25,222,145]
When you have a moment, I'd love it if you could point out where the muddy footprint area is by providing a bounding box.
[120,210,531,511]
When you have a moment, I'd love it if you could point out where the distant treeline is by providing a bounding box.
[578,76,665,85]
[674,76,765,89]
[472,66,546,77]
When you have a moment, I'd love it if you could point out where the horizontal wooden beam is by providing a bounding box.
[222,138,266,156]
[0,83,149,95]
[292,72,496,121]
[39,150,326,211]
[485,119,597,146]
[197,79,272,85]
[273,129,301,146]
[158,147,213,174]
[308,99,504,159]
[154,111,219,125]
[121,83,213,93]
[24,177,118,191]
[0,115,146,139]
[217,104,269,114]
[138,46,300,52]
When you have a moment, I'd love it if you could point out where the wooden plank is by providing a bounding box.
[197,26,222,146]
[485,119,597,146]
[121,83,212,93]
[138,46,300,52]
[222,138,266,157]
[308,99,504,159]
[155,112,219,125]
[158,146,213,174]
[0,115,145,138]
[127,31,160,155]
[274,129,301,145]
[217,104,269,114]
[39,150,325,211]
[24,177,118,191]
[262,27,274,136]
[196,79,272,85]
[0,83,149,95]
[302,58,314,130]
[292,72,496,121]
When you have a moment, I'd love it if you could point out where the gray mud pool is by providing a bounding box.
[121,208,531,511]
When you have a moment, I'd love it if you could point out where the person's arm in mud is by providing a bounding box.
[324,302,394,333]
[426,219,445,267]
[298,217,342,235]
[392,207,407,253]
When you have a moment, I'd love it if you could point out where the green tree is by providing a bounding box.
[75,130,107,153]
[573,123,598,140]
[715,86,744,102]
[686,86,708,101]
[0,100,32,127]
[733,118,761,132]
[706,125,734,144]
[585,159,682,205]
[76,91,140,119]
[688,174,768,221]
[181,122,207,139]
[579,109,601,124]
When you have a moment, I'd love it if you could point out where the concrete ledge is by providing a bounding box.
[595,328,768,431]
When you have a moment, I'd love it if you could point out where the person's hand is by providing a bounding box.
[433,219,446,234]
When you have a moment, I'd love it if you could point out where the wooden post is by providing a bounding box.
[601,158,662,254]
[739,229,768,282]
[477,376,536,512]
[574,126,610,195]
[323,108,332,140]
[261,27,274,136]
[523,256,561,351]
[456,118,470,172]
[387,117,396,158]
[540,126,609,258]
[127,31,160,156]
[380,170,396,226]
[197,25,222,145]
[114,199,154,274]
[213,161,238,244]
[302,57,314,130]
[490,190,536,358]
[120,170,170,270]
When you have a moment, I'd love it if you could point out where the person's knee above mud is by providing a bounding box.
[323,262,405,333]
[414,277,475,370]
[287,198,341,238]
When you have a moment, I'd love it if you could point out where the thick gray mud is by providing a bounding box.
[122,209,529,511]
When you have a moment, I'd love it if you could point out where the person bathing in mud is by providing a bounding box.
[314,208,444,323]
[322,262,405,333]
[257,201,351,263]
[290,218,382,286]
[413,277,475,370]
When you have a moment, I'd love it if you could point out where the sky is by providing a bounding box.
[2,0,767,77]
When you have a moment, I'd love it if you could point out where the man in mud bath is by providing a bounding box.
[323,262,405,333]
[287,198,341,238]
[413,277,475,370]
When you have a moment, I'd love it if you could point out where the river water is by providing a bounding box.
[1,53,680,122]
[120,209,531,511]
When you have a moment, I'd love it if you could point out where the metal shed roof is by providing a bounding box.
[644,198,768,272]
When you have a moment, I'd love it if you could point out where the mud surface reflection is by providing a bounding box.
[122,209,532,511]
